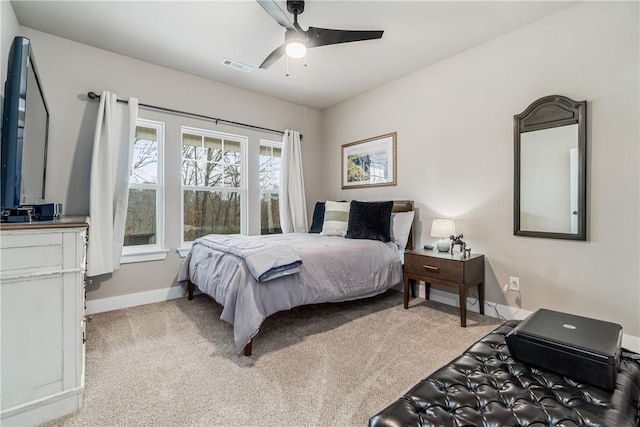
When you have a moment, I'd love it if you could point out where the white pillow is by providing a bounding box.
[391,211,415,250]
[320,201,351,237]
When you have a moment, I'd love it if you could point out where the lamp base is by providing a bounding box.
[436,239,451,252]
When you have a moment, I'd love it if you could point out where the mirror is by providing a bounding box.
[514,95,587,240]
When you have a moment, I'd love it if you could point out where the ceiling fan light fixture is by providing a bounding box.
[257,0,384,69]
[285,40,306,58]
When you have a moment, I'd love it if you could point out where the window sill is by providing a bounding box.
[177,247,192,258]
[121,248,169,264]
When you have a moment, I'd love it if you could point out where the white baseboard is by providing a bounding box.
[85,286,199,315]
[624,335,640,353]
[415,287,640,353]
[416,286,531,319]
[86,285,640,353]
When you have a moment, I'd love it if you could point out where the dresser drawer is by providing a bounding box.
[404,253,463,283]
[1,232,64,274]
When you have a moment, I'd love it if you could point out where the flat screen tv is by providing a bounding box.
[1,36,49,212]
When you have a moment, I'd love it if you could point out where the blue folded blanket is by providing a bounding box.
[194,234,302,282]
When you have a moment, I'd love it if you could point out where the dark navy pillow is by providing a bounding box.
[345,200,394,242]
[309,202,325,233]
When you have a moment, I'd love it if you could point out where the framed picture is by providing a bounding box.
[341,132,397,189]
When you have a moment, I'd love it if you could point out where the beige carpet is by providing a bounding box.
[44,290,500,426]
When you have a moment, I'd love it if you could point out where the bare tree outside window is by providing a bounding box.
[260,142,281,234]
[182,130,243,241]
[125,124,160,246]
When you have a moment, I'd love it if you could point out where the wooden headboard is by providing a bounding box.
[392,200,415,250]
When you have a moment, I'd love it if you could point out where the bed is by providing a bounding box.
[178,200,415,356]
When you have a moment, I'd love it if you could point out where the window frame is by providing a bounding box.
[121,118,168,264]
[179,126,248,253]
[259,139,282,235]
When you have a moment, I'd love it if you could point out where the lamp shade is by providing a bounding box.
[285,29,307,59]
[285,41,306,58]
[430,219,456,238]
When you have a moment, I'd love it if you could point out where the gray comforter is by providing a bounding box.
[195,234,302,282]
[177,233,403,352]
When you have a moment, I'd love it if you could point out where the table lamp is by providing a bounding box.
[430,219,456,252]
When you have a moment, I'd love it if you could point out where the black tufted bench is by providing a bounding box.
[369,320,640,427]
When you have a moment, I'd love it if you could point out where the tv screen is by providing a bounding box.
[1,36,49,210]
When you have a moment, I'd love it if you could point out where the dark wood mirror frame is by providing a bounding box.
[514,95,587,240]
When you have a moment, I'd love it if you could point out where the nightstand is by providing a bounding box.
[403,249,484,327]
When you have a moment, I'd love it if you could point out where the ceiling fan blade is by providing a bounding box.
[306,27,384,48]
[256,0,295,30]
[259,44,286,69]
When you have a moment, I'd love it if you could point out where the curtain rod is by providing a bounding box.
[87,91,302,139]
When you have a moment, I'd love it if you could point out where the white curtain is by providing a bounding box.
[279,129,308,233]
[87,92,139,277]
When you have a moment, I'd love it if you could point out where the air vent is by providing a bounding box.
[221,58,253,73]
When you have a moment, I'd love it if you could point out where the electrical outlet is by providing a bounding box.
[509,276,520,291]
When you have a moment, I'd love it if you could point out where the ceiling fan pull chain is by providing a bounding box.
[285,56,290,77]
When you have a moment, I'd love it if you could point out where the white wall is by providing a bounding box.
[13,27,324,301]
[1,0,20,94]
[322,2,640,337]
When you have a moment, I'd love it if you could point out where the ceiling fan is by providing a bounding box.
[257,0,384,69]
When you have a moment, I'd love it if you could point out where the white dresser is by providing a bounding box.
[0,218,88,426]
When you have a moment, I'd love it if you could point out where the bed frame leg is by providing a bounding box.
[187,280,194,300]
[243,340,253,356]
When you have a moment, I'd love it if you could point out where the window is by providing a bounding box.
[122,119,167,263]
[181,127,246,244]
[259,140,282,234]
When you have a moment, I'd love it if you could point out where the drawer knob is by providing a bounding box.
[423,265,439,272]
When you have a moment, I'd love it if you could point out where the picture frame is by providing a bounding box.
[341,132,397,189]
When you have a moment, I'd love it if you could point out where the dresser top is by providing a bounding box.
[0,216,88,231]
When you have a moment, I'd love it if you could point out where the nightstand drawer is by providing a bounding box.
[404,253,463,283]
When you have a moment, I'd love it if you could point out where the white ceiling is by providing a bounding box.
[11,0,576,110]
